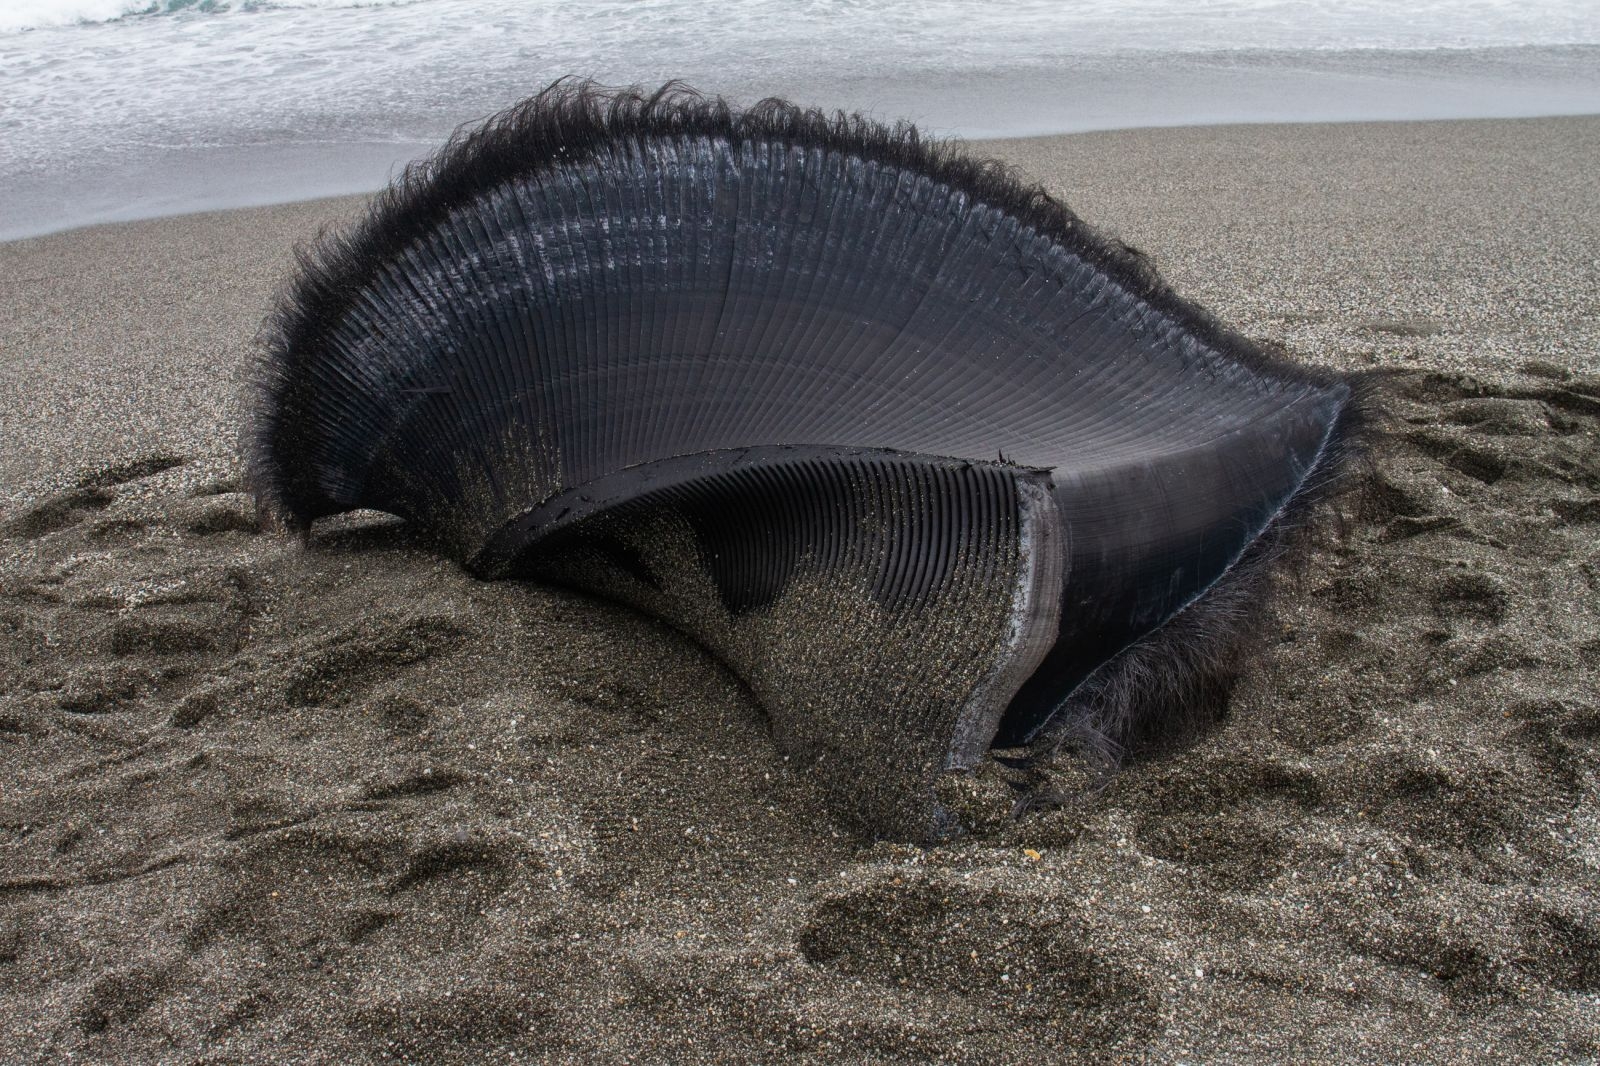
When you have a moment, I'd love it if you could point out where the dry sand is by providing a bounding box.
[2,116,1598,1062]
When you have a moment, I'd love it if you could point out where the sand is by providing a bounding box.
[1,116,1597,1062]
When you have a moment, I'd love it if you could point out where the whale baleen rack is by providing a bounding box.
[246,83,1367,840]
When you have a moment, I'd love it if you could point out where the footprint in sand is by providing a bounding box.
[2,453,187,540]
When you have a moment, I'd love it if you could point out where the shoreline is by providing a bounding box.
[6,40,1600,242]
[6,108,1600,247]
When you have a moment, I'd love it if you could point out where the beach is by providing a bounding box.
[2,115,1598,1061]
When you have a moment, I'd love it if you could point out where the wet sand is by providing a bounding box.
[2,116,1598,1062]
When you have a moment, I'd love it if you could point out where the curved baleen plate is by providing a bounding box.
[247,82,1367,840]
[517,449,1062,839]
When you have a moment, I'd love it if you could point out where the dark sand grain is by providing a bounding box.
[1,117,1598,1063]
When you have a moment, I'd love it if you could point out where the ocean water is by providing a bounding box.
[3,0,1599,239]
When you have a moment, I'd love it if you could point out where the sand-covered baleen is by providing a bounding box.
[246,83,1365,837]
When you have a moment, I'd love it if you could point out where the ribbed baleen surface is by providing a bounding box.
[247,84,1366,839]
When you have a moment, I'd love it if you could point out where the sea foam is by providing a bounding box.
[3,0,1598,239]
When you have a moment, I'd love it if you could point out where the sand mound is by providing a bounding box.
[2,364,1597,1062]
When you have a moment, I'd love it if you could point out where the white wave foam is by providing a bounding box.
[5,0,1599,45]
[2,0,1598,239]
[0,0,424,35]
